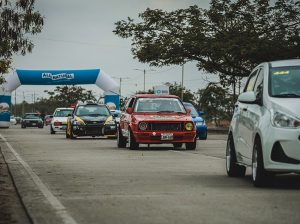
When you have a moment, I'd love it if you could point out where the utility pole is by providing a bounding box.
[181,64,184,101]
[112,76,130,97]
[134,69,155,92]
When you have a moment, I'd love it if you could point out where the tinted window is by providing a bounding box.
[183,103,198,117]
[24,114,40,119]
[269,66,300,97]
[75,105,110,116]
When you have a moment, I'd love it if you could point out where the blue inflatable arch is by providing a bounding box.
[0,69,119,127]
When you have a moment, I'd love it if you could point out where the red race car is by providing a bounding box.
[117,94,197,150]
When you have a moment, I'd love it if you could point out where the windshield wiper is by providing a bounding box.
[272,93,300,98]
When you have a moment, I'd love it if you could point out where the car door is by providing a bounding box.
[243,68,264,159]
[236,69,259,161]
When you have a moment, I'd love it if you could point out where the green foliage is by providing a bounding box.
[196,83,234,125]
[0,0,43,79]
[44,86,96,107]
[114,0,300,86]
[166,82,195,102]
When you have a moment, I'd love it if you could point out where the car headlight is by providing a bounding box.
[272,112,300,128]
[185,122,194,131]
[139,122,148,131]
[107,120,116,125]
[73,120,84,126]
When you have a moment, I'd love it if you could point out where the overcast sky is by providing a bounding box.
[11,0,215,103]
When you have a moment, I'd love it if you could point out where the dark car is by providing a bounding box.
[21,113,44,128]
[66,102,117,139]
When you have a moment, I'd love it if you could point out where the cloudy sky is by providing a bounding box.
[11,0,214,103]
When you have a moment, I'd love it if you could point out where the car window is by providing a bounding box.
[134,98,186,113]
[24,114,40,119]
[54,109,73,117]
[269,66,300,97]
[75,105,110,116]
[244,69,259,92]
[183,103,198,117]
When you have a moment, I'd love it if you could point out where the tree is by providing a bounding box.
[44,86,96,107]
[196,82,233,126]
[165,82,195,103]
[114,0,300,94]
[0,0,43,81]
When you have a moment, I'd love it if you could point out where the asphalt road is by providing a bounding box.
[0,125,300,224]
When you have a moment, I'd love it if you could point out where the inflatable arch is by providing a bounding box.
[0,69,119,127]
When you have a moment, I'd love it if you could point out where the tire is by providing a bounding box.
[50,126,55,134]
[252,139,273,187]
[69,126,76,139]
[186,138,197,150]
[173,143,183,148]
[127,128,139,150]
[226,135,246,177]
[117,126,126,148]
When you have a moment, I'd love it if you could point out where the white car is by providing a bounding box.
[10,115,17,125]
[226,59,300,187]
[50,108,74,134]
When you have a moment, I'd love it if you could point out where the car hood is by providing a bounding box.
[269,98,300,119]
[77,115,108,122]
[191,116,204,122]
[132,113,193,122]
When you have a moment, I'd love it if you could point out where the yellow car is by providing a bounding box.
[66,102,117,139]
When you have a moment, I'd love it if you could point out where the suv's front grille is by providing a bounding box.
[149,122,182,131]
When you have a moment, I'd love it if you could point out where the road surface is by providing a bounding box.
[0,126,300,224]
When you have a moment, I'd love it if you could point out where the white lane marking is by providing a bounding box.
[0,133,78,224]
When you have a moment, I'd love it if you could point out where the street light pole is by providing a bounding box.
[134,68,155,92]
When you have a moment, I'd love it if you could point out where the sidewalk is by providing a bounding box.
[0,148,31,224]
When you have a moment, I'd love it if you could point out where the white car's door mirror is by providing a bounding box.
[238,92,256,104]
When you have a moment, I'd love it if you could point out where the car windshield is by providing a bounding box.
[53,109,73,117]
[24,114,40,119]
[183,103,198,117]
[134,98,186,113]
[75,105,110,116]
[270,66,300,97]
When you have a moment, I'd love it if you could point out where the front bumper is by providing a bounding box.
[72,124,116,136]
[23,122,43,127]
[53,124,67,132]
[133,131,196,144]
[263,126,300,172]
[196,125,207,140]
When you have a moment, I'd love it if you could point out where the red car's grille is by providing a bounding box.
[149,122,182,131]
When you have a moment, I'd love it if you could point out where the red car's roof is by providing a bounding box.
[134,94,179,99]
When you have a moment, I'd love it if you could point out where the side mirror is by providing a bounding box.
[238,92,256,104]
[126,107,133,114]
[186,108,191,114]
[198,111,204,116]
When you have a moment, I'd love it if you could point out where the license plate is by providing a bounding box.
[32,123,36,126]
[161,133,173,140]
